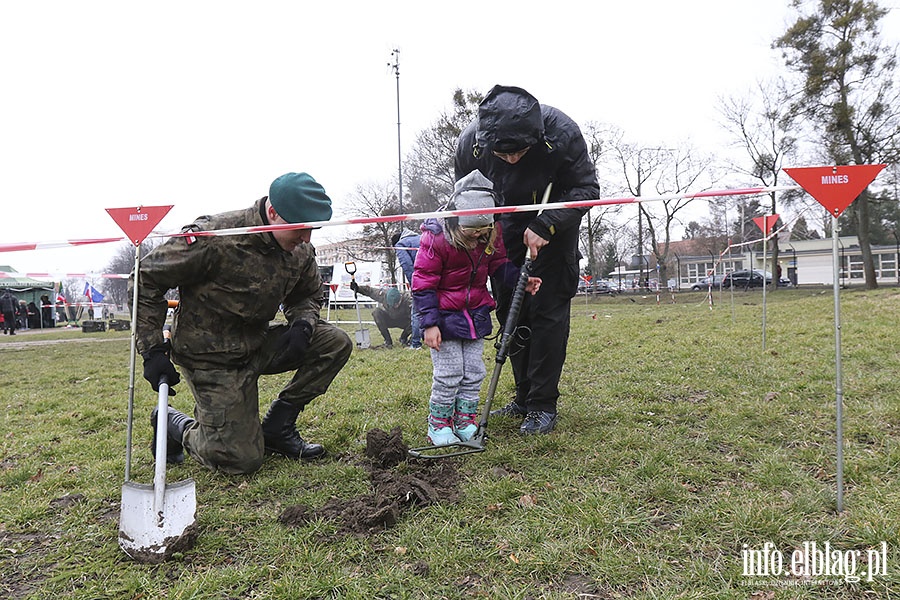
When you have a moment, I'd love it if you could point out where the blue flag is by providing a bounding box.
[83,282,104,304]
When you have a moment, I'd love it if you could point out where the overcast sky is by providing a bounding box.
[2,1,899,276]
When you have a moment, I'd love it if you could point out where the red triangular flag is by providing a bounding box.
[784,165,885,217]
[753,214,779,235]
[106,206,173,246]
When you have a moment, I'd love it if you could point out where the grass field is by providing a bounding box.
[1,287,899,599]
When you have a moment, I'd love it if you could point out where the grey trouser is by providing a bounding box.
[180,320,352,474]
[428,338,486,410]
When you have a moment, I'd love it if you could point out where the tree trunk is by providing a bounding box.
[856,190,879,289]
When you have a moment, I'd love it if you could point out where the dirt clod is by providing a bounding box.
[279,427,460,536]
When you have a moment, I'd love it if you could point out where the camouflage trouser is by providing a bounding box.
[180,320,352,474]
[372,307,412,346]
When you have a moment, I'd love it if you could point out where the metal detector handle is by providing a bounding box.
[496,257,533,364]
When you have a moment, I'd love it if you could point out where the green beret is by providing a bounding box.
[268,172,333,224]
[386,288,401,307]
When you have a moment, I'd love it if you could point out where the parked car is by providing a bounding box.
[721,269,792,289]
[578,279,613,294]
[691,274,725,291]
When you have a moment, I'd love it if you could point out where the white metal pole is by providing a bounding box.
[831,215,844,513]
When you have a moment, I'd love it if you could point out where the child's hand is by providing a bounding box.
[525,277,542,295]
[424,326,442,351]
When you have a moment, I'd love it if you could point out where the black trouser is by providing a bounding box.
[493,235,578,415]
[497,289,572,414]
[1,311,15,334]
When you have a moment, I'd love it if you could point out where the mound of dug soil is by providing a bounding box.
[278,427,460,536]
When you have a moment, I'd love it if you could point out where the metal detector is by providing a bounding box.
[408,257,533,459]
[344,261,370,349]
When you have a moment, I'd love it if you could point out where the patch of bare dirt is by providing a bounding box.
[278,427,460,536]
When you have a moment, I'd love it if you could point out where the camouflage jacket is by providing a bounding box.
[133,198,323,370]
[356,284,412,321]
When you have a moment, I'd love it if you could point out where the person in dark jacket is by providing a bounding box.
[132,172,353,475]
[455,85,600,435]
[27,301,40,329]
[391,228,422,348]
[0,290,18,335]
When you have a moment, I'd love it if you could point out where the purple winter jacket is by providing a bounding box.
[412,219,521,340]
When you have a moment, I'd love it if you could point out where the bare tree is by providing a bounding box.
[616,144,712,287]
[720,79,799,288]
[101,239,164,307]
[580,121,622,289]
[344,181,402,284]
[404,88,482,213]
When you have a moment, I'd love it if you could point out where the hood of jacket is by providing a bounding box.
[475,85,544,152]
[420,218,445,237]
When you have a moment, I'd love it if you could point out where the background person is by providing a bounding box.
[17,301,29,330]
[349,280,412,349]
[0,289,18,335]
[27,301,40,329]
[455,85,600,435]
[40,294,53,328]
[391,227,422,349]
[412,170,541,445]
[132,172,353,475]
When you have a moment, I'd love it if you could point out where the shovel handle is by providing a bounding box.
[152,375,170,521]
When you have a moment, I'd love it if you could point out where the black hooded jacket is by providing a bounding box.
[454,85,600,295]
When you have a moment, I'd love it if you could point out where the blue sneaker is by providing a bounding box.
[453,398,479,442]
[519,411,558,435]
[427,416,461,446]
[490,400,528,419]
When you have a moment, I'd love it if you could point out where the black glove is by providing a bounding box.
[350,280,359,293]
[142,344,180,395]
[281,320,313,358]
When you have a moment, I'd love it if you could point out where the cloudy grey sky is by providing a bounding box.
[2,0,898,275]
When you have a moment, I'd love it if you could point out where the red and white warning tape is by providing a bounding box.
[0,271,128,280]
[0,185,799,255]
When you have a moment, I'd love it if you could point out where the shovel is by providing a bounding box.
[345,261,370,349]
[118,244,197,563]
[408,257,533,459]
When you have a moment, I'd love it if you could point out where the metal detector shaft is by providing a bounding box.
[124,244,142,481]
[408,257,533,459]
[477,256,533,428]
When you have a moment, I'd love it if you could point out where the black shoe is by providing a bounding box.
[490,400,528,419]
[261,399,326,460]
[264,432,326,460]
[519,411,558,435]
[150,406,194,464]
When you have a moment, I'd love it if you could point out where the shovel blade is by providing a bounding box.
[355,328,370,349]
[119,478,198,563]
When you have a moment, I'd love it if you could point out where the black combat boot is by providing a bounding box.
[150,406,195,464]
[261,398,326,460]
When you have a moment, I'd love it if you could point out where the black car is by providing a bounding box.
[722,269,792,289]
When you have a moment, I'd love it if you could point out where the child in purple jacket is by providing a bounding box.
[412,170,541,445]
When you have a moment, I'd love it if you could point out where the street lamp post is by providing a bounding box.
[388,49,402,212]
